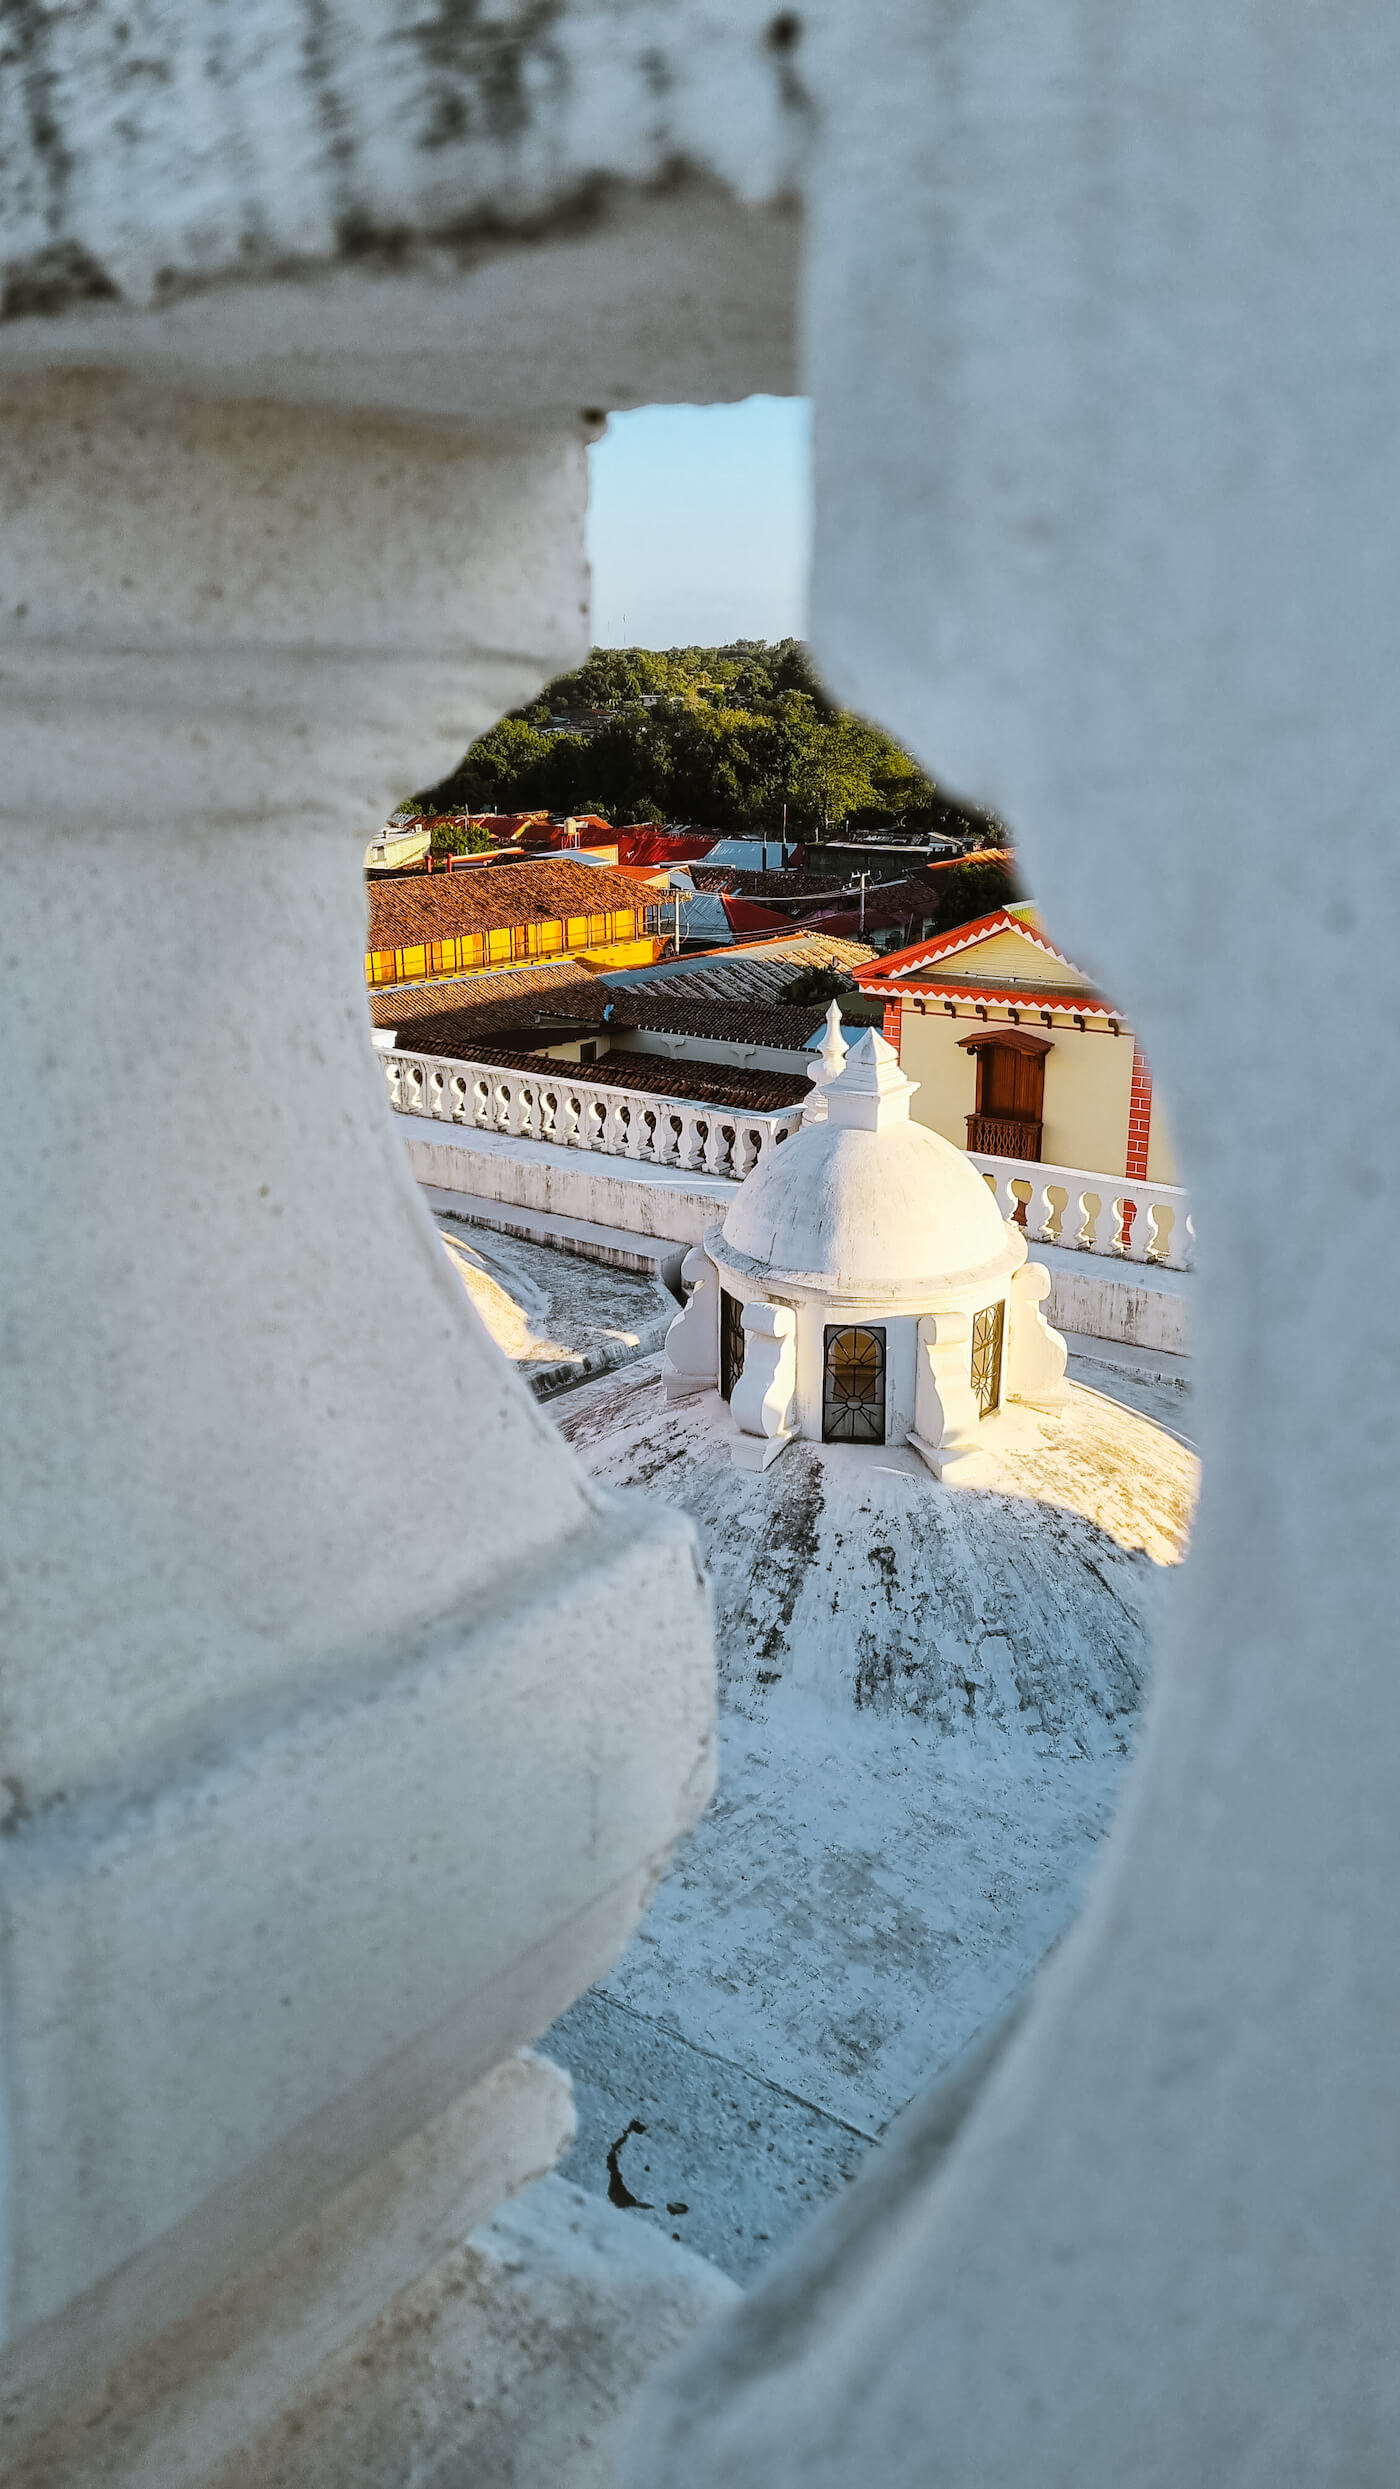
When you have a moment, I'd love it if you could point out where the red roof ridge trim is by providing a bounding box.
[855,907,1079,983]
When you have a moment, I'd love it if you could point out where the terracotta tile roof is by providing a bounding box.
[366,858,653,949]
[686,865,855,898]
[600,1000,826,1052]
[872,975,1123,1018]
[367,934,877,1050]
[396,1039,810,1115]
[615,933,875,1005]
[370,974,826,1060]
[369,961,611,1035]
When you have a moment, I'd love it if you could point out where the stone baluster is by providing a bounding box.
[0,372,715,2473]
[705,1119,735,1176]
[1116,1191,1152,1262]
[1072,1187,1103,1250]
[1028,1178,1062,1245]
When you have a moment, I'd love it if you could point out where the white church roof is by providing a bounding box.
[719,1028,1013,1295]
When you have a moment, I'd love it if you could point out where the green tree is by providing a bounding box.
[412,642,1002,846]
[428,817,497,857]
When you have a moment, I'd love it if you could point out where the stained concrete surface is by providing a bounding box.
[545,1354,1197,2275]
[434,1209,678,1394]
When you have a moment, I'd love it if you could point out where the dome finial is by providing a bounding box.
[803,1001,849,1124]
[824,1028,921,1132]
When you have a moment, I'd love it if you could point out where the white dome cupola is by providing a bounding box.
[664,1015,1068,1476]
[720,1029,1013,1300]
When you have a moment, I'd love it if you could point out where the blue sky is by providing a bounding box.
[587,397,811,650]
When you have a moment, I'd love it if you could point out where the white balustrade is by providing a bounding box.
[385,1046,805,1177]
[968,1149,1193,1270]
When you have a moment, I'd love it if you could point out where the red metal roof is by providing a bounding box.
[720,893,797,935]
[616,828,719,868]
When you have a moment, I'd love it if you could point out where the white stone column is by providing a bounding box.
[0,372,715,2469]
[642,5,1400,2483]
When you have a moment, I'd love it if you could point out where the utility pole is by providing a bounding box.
[859,871,868,934]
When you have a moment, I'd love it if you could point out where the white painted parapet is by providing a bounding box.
[969,1150,1194,1269]
[386,1046,805,1179]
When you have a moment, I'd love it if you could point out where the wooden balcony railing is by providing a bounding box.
[966,1112,1043,1160]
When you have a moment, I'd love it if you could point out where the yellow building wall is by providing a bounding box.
[895,1010,978,1148]
[1040,1026,1134,1174]
[896,1006,1141,1178]
[926,925,1096,989]
[364,926,660,990]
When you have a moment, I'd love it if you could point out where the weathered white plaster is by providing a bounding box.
[663,1247,723,1401]
[641,7,1400,2485]
[1005,1262,1070,1412]
[0,370,715,2464]
[729,1302,798,1465]
[4,3,1396,2480]
[907,1310,987,1486]
[402,1119,735,1244]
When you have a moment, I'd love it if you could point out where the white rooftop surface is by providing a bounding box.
[433,1211,677,1391]
[544,1354,1197,2275]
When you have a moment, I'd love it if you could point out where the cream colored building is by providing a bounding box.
[855,907,1177,1185]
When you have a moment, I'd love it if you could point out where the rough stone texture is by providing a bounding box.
[644,7,1400,2486]
[0,5,801,320]
[0,366,715,2460]
[549,1355,1194,2281]
[9,2146,735,2489]
[3,3,1397,2483]
[432,1205,678,1393]
[7,2053,574,2486]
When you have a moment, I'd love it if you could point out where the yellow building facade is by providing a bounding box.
[855,908,1177,1185]
[364,858,665,991]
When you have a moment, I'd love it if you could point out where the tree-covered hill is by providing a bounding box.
[411,641,1003,845]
